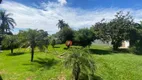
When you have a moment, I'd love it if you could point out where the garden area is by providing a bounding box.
[1,1,142,79]
[0,44,142,80]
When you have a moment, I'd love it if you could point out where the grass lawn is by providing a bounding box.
[0,44,142,80]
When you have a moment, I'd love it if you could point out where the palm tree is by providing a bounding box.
[18,29,48,62]
[2,35,19,54]
[57,19,69,30]
[65,49,95,80]
[0,10,16,34]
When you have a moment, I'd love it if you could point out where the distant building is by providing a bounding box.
[119,40,130,49]
[93,40,130,49]
[93,40,111,45]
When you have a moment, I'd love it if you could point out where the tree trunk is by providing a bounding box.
[31,47,34,62]
[75,71,80,80]
[11,48,13,54]
[113,41,120,51]
[130,40,136,47]
[74,64,80,80]
[67,45,70,48]
[113,44,118,51]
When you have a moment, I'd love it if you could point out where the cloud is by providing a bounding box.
[0,1,142,34]
[58,0,67,6]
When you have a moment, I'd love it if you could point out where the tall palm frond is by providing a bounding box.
[57,19,69,30]
[0,10,16,34]
[65,49,95,80]
[18,29,49,62]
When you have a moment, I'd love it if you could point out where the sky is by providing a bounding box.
[0,0,142,34]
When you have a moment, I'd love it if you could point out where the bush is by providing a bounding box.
[58,27,74,43]
[73,28,95,47]
[129,39,142,54]
[51,39,56,48]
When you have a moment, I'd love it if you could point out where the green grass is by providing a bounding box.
[0,44,142,80]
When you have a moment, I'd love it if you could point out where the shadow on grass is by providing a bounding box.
[0,75,3,80]
[23,58,59,71]
[64,46,80,50]
[93,75,103,80]
[34,58,58,68]
[80,74,103,80]
[6,52,24,56]
[64,47,68,50]
[89,49,111,55]
[113,49,130,53]
[54,46,60,48]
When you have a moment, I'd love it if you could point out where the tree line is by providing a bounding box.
[52,11,142,54]
[1,10,142,61]
[1,10,142,54]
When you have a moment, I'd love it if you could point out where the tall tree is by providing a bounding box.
[36,30,49,52]
[129,22,142,54]
[55,20,74,43]
[58,27,74,43]
[65,49,95,80]
[93,11,134,50]
[2,35,19,54]
[74,28,94,47]
[51,39,56,48]
[18,29,48,62]
[108,11,133,50]
[57,19,69,30]
[0,10,16,34]
[92,19,110,43]
[129,23,142,47]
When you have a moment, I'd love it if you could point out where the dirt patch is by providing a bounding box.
[26,77,32,80]
[57,72,66,80]
[0,70,6,75]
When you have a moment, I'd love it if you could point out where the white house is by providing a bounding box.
[119,40,130,49]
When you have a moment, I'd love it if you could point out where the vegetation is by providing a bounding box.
[65,49,95,80]
[57,19,69,30]
[93,11,134,50]
[128,23,142,54]
[0,45,142,80]
[2,35,19,54]
[51,39,56,48]
[0,10,16,49]
[58,27,74,43]
[1,9,142,80]
[74,28,95,47]
[55,20,74,43]
[18,29,48,62]
[0,10,16,34]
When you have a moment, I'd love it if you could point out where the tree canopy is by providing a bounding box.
[57,19,69,30]
[18,29,48,62]
[0,10,16,34]
[58,27,74,43]
[65,49,95,80]
[93,11,134,50]
[74,28,94,47]
[2,35,19,54]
